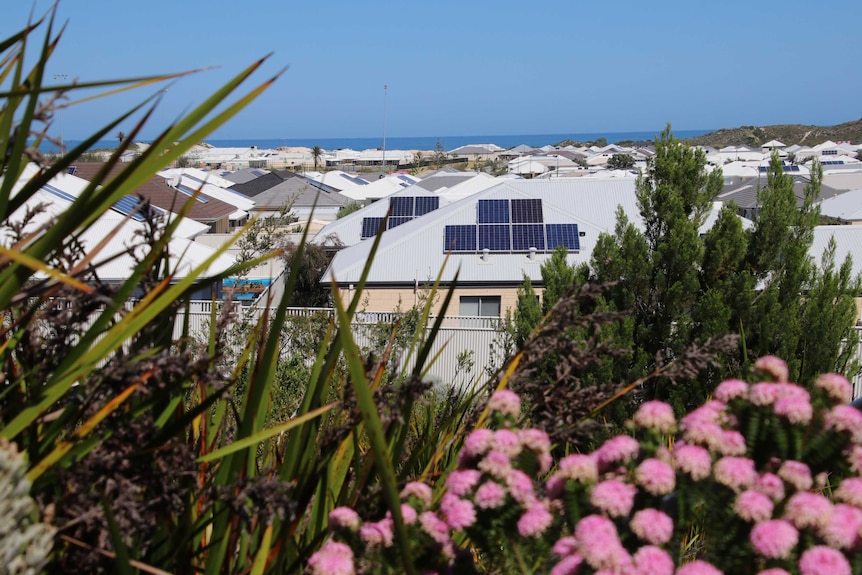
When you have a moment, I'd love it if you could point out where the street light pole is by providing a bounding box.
[53,74,68,150]
[382,84,387,175]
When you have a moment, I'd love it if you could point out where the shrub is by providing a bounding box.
[312,356,862,574]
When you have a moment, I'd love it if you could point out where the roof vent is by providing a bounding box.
[528,247,537,260]
[481,248,490,262]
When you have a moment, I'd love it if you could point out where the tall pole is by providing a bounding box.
[382,84,387,175]
[53,74,68,150]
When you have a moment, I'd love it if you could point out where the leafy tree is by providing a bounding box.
[606,153,635,170]
[337,201,362,219]
[433,138,447,168]
[513,274,542,348]
[594,137,607,147]
[541,245,576,314]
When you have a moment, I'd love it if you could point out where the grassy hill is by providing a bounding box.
[683,118,862,148]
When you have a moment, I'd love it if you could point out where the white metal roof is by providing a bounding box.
[313,185,449,247]
[321,178,753,288]
[818,189,862,221]
[4,164,233,282]
[810,225,862,278]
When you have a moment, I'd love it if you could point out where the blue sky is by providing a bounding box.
[6,1,862,141]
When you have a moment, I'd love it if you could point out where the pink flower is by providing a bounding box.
[590,479,637,518]
[815,373,852,404]
[713,456,757,492]
[492,428,522,457]
[308,541,355,575]
[398,504,418,525]
[594,435,640,468]
[750,519,799,559]
[487,389,521,418]
[462,428,494,458]
[714,378,749,402]
[784,492,833,530]
[552,536,578,557]
[401,481,433,507]
[798,545,852,575]
[633,545,674,575]
[718,430,747,456]
[328,507,361,532]
[734,490,774,523]
[778,460,813,492]
[474,480,506,509]
[750,383,781,406]
[835,477,862,509]
[774,395,813,425]
[673,444,712,481]
[819,504,862,549]
[506,469,537,507]
[825,405,862,443]
[633,401,677,433]
[675,560,723,575]
[445,469,481,496]
[519,428,551,454]
[848,445,862,474]
[755,472,786,502]
[557,453,599,483]
[575,515,631,572]
[418,511,450,545]
[550,554,584,575]
[359,518,394,548]
[630,509,674,545]
[440,493,476,530]
[635,458,676,495]
[754,355,789,382]
[517,503,554,537]
[477,450,512,478]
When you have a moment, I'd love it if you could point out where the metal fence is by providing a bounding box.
[63,300,862,397]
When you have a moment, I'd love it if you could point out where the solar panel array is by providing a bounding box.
[112,195,148,221]
[360,196,440,239]
[445,198,581,253]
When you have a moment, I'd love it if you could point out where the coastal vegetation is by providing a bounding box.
[4,6,862,575]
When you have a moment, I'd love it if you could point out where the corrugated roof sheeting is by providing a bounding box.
[322,179,643,286]
[810,226,862,278]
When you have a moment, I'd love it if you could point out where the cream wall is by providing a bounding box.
[335,285,535,316]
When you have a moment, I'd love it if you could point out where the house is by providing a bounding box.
[318,179,674,315]
[718,175,842,220]
[229,170,348,222]
[69,163,240,234]
[5,164,234,300]
[159,167,256,231]
[817,189,862,224]
[337,173,422,203]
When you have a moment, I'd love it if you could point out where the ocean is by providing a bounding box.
[51,129,713,154]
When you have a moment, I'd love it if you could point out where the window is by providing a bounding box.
[459,295,501,317]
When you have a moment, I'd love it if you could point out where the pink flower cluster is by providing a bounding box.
[311,361,862,575]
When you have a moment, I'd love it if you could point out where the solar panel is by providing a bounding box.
[42,183,77,203]
[415,196,439,216]
[390,196,414,217]
[479,224,511,251]
[512,224,545,251]
[511,198,543,223]
[361,217,385,239]
[177,184,209,203]
[478,199,510,224]
[546,224,580,250]
[66,166,77,175]
[444,225,476,251]
[112,195,147,221]
[388,216,412,229]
